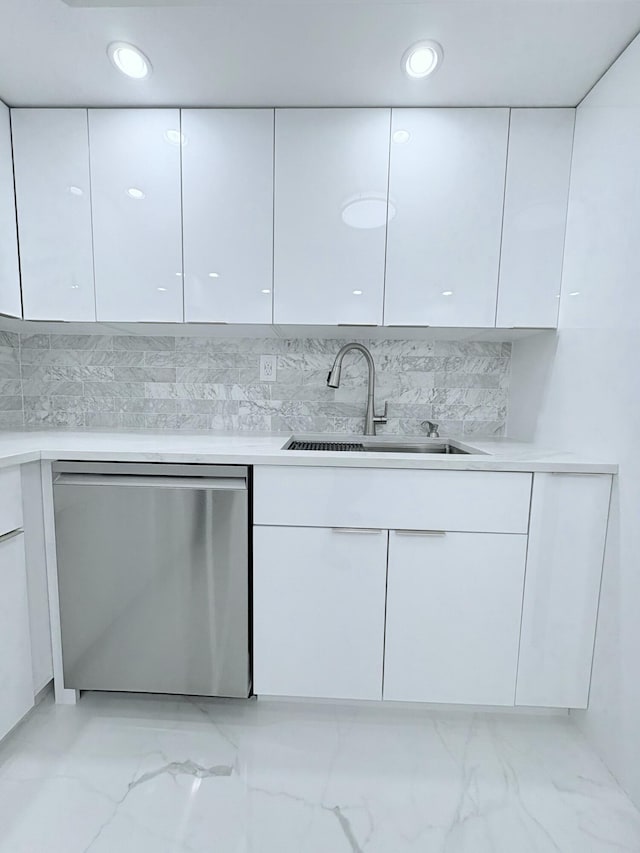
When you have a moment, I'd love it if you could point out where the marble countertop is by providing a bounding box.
[0,429,618,473]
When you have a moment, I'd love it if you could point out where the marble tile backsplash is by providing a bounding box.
[0,330,511,435]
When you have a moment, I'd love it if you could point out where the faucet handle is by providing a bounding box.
[374,401,389,424]
[421,420,439,437]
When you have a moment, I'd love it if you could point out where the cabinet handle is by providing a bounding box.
[331,527,383,535]
[394,529,447,537]
[0,528,23,544]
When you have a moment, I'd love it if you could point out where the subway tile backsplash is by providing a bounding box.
[0,331,511,435]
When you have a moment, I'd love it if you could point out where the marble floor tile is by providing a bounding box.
[0,693,639,853]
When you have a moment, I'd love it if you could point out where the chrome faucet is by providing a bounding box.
[327,342,388,436]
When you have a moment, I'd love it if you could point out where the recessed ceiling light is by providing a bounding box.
[127,187,145,199]
[402,40,443,79]
[70,284,80,290]
[352,290,363,296]
[261,289,271,294]
[157,287,167,292]
[108,42,152,79]
[175,272,183,276]
[442,290,454,296]
[569,291,581,297]
[392,130,411,144]
[208,272,220,278]
[68,185,84,196]
[164,129,186,146]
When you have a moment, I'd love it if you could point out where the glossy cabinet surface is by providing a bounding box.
[0,102,21,318]
[0,466,23,538]
[254,466,531,534]
[274,108,390,325]
[253,525,387,700]
[89,109,183,322]
[21,463,53,694]
[12,109,95,321]
[0,533,34,741]
[384,530,527,705]
[516,473,611,709]
[497,109,575,328]
[385,108,509,327]
[182,109,274,323]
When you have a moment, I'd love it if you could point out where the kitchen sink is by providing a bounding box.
[284,437,485,455]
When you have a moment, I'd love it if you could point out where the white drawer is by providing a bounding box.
[0,467,23,538]
[254,466,532,534]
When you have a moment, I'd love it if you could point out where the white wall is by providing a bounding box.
[509,35,640,806]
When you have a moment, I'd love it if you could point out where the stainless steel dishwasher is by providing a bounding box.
[53,462,250,698]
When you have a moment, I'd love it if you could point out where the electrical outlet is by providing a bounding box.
[260,354,277,382]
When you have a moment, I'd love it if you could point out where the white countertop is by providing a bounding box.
[0,429,618,474]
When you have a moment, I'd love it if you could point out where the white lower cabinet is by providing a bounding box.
[253,525,388,700]
[0,532,34,740]
[384,530,528,706]
[515,473,612,709]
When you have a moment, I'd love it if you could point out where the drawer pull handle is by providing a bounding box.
[0,528,22,545]
[395,529,447,537]
[331,527,383,535]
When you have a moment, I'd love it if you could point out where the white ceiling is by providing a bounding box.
[1,0,640,108]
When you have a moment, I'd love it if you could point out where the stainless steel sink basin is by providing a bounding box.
[284,437,485,455]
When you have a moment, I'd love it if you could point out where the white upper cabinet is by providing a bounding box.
[497,109,575,329]
[384,109,509,327]
[273,108,391,325]
[182,109,274,324]
[12,109,95,321]
[0,102,21,318]
[89,109,183,322]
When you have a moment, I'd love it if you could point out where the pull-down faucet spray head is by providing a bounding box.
[326,361,342,388]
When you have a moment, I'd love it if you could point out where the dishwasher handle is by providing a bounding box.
[53,474,247,491]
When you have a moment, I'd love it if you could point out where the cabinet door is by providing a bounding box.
[385,109,509,327]
[89,109,183,322]
[274,108,390,325]
[384,530,527,705]
[0,101,21,318]
[182,109,274,323]
[0,533,34,740]
[12,109,95,321]
[516,474,612,709]
[253,525,388,700]
[497,109,575,329]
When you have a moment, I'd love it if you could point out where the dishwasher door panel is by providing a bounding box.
[54,479,249,697]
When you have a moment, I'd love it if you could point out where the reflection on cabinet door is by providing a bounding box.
[89,109,183,322]
[12,109,96,321]
[384,530,527,706]
[182,109,274,323]
[0,102,21,318]
[497,109,575,329]
[385,108,509,327]
[253,525,388,700]
[0,533,34,740]
[274,108,390,325]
